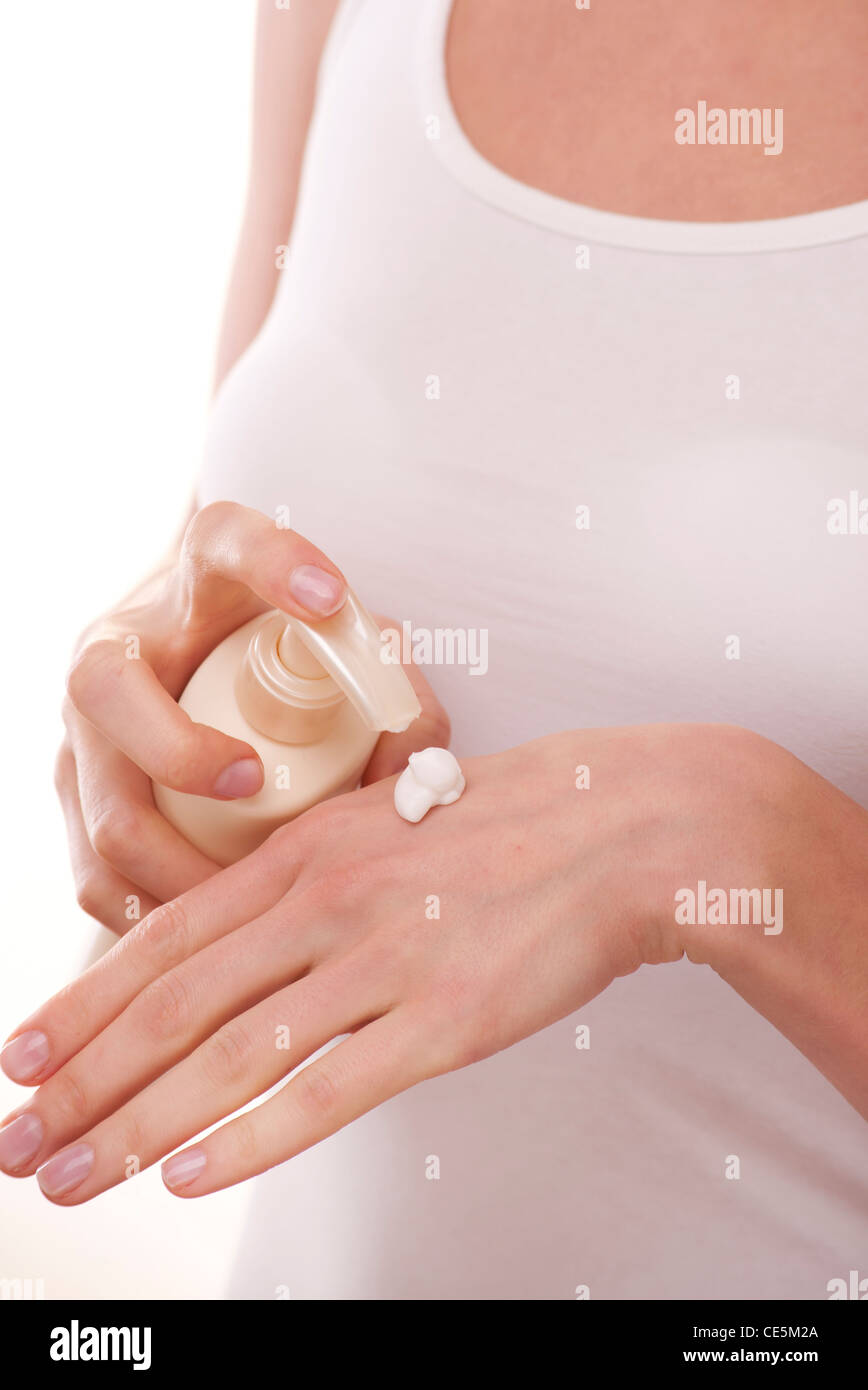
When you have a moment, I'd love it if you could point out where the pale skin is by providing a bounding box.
[0,0,865,1200]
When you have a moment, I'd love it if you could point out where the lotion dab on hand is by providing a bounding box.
[394,747,466,823]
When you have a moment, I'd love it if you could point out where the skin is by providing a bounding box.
[53,500,447,933]
[212,0,341,388]
[52,0,343,936]
[449,0,868,220]
[0,0,866,1198]
[0,724,867,1202]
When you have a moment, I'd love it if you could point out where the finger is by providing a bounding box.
[362,617,451,784]
[161,1010,425,1198]
[65,650,266,798]
[4,894,325,1166]
[64,502,352,796]
[27,955,390,1202]
[0,829,300,1086]
[179,501,348,624]
[54,743,160,935]
[69,708,221,900]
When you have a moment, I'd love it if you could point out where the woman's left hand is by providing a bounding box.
[1,723,863,1200]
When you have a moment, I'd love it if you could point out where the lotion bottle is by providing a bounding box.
[153,592,421,865]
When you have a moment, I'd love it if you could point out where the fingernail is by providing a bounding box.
[162,1147,206,1191]
[213,757,263,799]
[288,564,346,617]
[0,1113,43,1172]
[36,1142,94,1198]
[1,1030,49,1083]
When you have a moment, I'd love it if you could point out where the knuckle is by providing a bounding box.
[227,1112,260,1163]
[89,797,145,868]
[49,1067,91,1130]
[200,1021,257,1089]
[423,1022,474,1075]
[181,500,235,563]
[302,856,370,912]
[65,640,121,713]
[136,971,195,1043]
[53,744,74,798]
[425,983,491,1072]
[50,979,96,1040]
[60,696,77,730]
[291,801,330,845]
[74,868,113,924]
[64,653,93,711]
[271,802,329,866]
[271,813,314,862]
[291,1062,338,1121]
[298,799,355,850]
[158,730,204,791]
[134,900,192,974]
[259,818,299,863]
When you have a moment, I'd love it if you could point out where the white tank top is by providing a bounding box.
[200,0,868,1299]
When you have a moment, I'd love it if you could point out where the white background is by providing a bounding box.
[0,0,257,1297]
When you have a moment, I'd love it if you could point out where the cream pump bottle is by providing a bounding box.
[153,592,421,866]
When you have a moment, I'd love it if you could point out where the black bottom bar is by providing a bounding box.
[1,1297,863,1375]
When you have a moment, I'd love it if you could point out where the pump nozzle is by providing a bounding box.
[279,590,421,734]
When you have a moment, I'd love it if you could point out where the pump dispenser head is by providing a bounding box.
[280,590,421,732]
[237,590,421,744]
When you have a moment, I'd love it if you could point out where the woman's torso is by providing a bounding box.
[199,0,868,1298]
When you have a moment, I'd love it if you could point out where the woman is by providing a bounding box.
[1,0,866,1299]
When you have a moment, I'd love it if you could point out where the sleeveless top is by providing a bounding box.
[199,0,868,1298]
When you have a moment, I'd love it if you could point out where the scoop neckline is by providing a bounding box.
[418,0,868,255]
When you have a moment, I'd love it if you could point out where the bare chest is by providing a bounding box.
[446,0,868,220]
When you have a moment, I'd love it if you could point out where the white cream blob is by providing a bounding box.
[393,747,466,823]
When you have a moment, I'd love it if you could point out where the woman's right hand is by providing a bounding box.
[56,501,350,934]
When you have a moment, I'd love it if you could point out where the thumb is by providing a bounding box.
[360,617,452,785]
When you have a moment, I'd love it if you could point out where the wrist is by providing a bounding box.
[665,725,868,1115]
[648,724,791,969]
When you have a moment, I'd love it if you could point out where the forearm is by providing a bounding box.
[675,735,868,1118]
